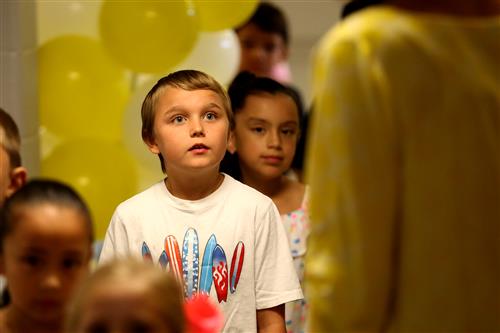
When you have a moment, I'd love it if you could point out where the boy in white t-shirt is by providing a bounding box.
[99,70,302,332]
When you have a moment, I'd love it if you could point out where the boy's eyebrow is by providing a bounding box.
[204,102,223,110]
[163,102,223,115]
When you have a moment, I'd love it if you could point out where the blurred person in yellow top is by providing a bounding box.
[305,0,500,332]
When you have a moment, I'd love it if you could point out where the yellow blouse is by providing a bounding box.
[306,6,500,332]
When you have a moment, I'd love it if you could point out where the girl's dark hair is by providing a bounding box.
[0,179,94,307]
[0,179,94,250]
[228,71,303,117]
[235,2,289,46]
[221,71,304,180]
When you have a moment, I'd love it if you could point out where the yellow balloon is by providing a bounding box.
[99,0,199,73]
[38,35,130,142]
[194,0,258,32]
[36,0,101,45]
[41,139,139,240]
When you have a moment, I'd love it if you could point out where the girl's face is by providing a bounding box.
[231,93,300,180]
[76,281,173,333]
[0,203,91,324]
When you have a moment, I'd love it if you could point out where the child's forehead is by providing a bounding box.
[11,202,87,226]
[156,87,227,110]
[238,23,285,42]
[240,93,299,118]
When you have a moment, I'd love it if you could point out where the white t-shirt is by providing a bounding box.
[100,174,303,332]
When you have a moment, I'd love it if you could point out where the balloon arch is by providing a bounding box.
[37,0,258,239]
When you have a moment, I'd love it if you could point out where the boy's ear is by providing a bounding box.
[228,132,237,154]
[144,136,160,155]
[5,166,27,199]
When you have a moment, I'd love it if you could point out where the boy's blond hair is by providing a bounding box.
[66,258,184,333]
[0,108,21,169]
[141,70,234,173]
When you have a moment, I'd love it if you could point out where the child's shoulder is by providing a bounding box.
[114,180,165,213]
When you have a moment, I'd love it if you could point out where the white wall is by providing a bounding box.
[0,1,40,175]
[270,0,345,106]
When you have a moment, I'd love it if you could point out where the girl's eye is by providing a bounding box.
[205,112,217,121]
[62,257,83,269]
[22,255,41,267]
[251,127,265,134]
[282,128,297,136]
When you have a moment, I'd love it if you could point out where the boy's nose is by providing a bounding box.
[190,120,205,137]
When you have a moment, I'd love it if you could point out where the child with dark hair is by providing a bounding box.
[0,179,94,333]
[235,3,308,181]
[221,71,309,333]
[235,2,289,80]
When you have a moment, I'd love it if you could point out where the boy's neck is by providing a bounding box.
[1,306,63,333]
[386,0,500,17]
[165,169,224,200]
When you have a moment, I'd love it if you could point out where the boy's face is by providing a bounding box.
[237,23,287,78]
[146,87,230,177]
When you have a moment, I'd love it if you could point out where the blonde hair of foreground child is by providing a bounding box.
[66,258,184,333]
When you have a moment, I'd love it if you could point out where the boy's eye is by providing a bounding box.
[172,115,185,124]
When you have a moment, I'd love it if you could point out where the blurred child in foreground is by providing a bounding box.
[306,0,500,331]
[0,180,93,333]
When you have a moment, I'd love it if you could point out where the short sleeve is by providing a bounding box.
[98,208,131,265]
[254,201,304,310]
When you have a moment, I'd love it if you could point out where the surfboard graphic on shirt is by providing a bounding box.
[165,235,183,282]
[158,250,169,271]
[229,241,245,293]
[212,244,228,303]
[182,228,199,299]
[141,241,152,262]
[199,234,217,295]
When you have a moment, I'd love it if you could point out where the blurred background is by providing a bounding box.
[0,0,344,240]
